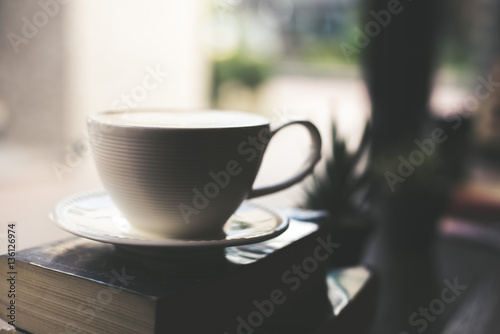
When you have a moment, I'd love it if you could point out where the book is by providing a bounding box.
[0,265,378,334]
[259,265,378,334]
[0,214,338,334]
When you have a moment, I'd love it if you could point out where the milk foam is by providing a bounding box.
[92,111,269,128]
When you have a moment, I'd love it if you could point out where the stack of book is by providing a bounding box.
[0,212,377,334]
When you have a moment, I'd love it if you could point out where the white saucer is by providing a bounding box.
[50,189,289,248]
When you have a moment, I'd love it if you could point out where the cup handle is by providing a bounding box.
[247,119,322,199]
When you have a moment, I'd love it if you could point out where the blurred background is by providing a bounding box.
[2,0,500,333]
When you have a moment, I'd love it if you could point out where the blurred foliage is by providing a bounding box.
[208,0,476,79]
[300,37,357,65]
[211,53,274,103]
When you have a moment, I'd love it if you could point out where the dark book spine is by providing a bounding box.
[155,222,335,334]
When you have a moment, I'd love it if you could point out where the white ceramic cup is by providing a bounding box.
[88,110,321,239]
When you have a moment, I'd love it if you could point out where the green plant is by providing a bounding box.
[304,122,372,220]
[211,53,273,104]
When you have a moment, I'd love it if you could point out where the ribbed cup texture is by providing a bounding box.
[88,120,269,239]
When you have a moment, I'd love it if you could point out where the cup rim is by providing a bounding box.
[88,109,270,130]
